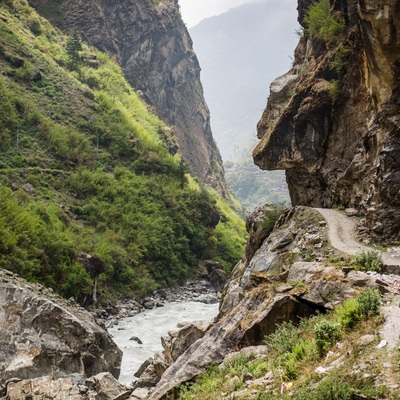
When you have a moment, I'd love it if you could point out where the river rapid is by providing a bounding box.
[109,300,219,384]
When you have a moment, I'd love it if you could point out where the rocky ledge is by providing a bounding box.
[254,0,400,241]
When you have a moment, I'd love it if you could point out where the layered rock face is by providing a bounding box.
[29,0,228,195]
[254,0,400,241]
[0,269,121,385]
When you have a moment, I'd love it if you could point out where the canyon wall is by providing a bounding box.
[254,0,400,241]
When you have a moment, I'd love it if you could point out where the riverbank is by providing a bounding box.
[95,280,219,329]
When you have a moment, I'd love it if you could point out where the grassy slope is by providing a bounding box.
[179,290,400,400]
[0,0,246,303]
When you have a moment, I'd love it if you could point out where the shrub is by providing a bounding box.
[355,250,383,272]
[28,18,42,35]
[314,320,341,356]
[357,288,381,318]
[261,204,285,233]
[335,298,360,329]
[265,321,301,354]
[304,0,345,46]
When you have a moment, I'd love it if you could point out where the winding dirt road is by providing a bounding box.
[315,208,400,267]
[315,209,400,350]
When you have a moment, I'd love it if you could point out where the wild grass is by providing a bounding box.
[178,289,385,399]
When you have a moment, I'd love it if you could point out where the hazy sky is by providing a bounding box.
[179,0,296,27]
[179,0,261,27]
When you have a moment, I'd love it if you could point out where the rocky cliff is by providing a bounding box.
[29,0,228,195]
[254,0,400,241]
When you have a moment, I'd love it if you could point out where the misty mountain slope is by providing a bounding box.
[190,0,299,161]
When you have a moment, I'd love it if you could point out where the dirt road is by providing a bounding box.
[315,208,400,267]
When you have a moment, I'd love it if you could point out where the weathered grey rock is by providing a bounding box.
[6,375,85,400]
[345,208,359,217]
[149,292,315,399]
[161,321,212,365]
[209,268,228,293]
[129,387,150,400]
[347,271,377,288]
[0,269,122,384]
[86,372,129,400]
[219,346,268,369]
[357,335,376,346]
[134,365,160,388]
[288,262,354,308]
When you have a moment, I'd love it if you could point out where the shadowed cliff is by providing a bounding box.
[254,0,400,241]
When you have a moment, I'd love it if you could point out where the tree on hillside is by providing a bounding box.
[66,30,82,65]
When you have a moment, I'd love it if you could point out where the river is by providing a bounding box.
[108,301,219,384]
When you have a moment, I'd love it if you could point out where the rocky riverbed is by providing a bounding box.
[96,280,220,329]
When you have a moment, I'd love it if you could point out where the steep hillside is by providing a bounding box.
[254,0,400,242]
[132,205,400,399]
[28,0,229,196]
[0,0,246,304]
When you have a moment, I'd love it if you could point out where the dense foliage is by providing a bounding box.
[0,0,246,303]
[304,0,345,46]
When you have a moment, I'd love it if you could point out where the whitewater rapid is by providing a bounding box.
[109,301,219,384]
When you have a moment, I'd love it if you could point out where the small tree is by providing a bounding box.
[66,30,82,65]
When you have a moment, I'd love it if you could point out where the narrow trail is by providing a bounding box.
[315,208,400,267]
[315,208,400,351]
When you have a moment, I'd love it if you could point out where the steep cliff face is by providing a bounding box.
[254,0,400,241]
[29,0,228,195]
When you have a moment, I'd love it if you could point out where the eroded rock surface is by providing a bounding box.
[254,0,400,241]
[140,206,393,399]
[0,269,122,384]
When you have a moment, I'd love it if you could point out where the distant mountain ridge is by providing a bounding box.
[190,0,299,161]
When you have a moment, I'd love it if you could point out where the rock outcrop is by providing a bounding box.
[254,0,400,241]
[29,0,228,196]
[135,206,393,399]
[0,269,122,386]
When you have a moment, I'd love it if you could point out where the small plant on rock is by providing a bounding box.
[355,250,383,272]
[261,204,285,233]
[304,0,345,47]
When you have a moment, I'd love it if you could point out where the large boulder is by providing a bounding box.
[0,269,122,384]
[4,373,131,400]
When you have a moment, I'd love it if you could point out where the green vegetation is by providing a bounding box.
[304,0,345,46]
[66,30,82,65]
[355,250,383,272]
[178,289,387,399]
[0,0,246,303]
[261,204,286,233]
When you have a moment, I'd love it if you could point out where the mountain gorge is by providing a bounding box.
[0,0,246,303]
[189,0,298,209]
[1,0,400,399]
